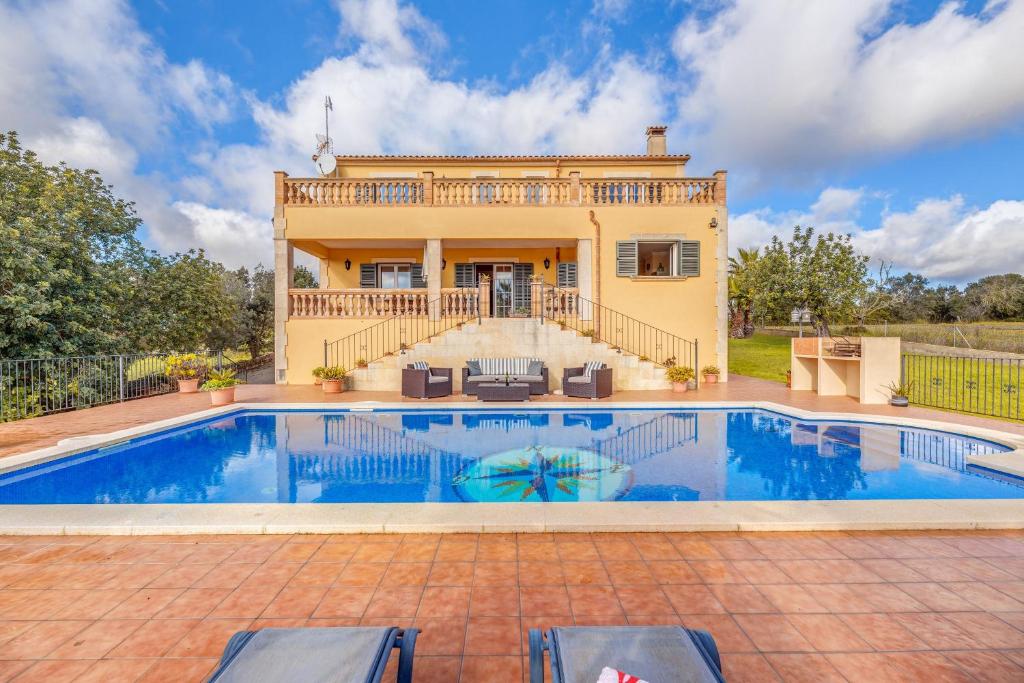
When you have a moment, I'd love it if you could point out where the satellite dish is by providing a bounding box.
[315,152,337,175]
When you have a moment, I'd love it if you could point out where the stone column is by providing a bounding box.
[577,238,593,322]
[714,204,729,383]
[318,258,329,288]
[426,238,442,320]
[274,232,294,384]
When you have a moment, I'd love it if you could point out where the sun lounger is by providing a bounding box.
[528,626,724,683]
[208,626,418,683]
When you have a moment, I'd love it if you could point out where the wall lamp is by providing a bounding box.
[442,259,447,270]
[543,257,551,270]
[709,217,718,229]
[344,258,352,270]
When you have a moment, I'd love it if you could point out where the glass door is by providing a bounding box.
[493,264,514,318]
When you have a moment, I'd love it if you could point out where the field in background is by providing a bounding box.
[728,334,790,383]
[765,322,1024,356]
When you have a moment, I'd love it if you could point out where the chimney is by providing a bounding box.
[645,125,667,156]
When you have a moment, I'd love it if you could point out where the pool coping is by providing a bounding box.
[2,400,1024,535]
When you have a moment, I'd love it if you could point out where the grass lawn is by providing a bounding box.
[728,333,790,383]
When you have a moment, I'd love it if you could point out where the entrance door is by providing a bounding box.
[493,264,514,318]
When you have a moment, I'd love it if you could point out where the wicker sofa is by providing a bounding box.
[402,364,453,399]
[562,364,613,399]
[462,357,549,396]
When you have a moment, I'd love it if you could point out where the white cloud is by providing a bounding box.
[172,202,269,270]
[674,0,1024,180]
[731,188,1024,282]
[337,0,446,62]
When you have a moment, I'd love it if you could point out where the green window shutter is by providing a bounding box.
[410,264,426,288]
[616,241,637,277]
[678,240,700,277]
[557,262,577,288]
[454,263,475,288]
[359,264,377,288]
[513,263,534,310]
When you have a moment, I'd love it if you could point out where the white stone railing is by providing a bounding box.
[280,173,725,207]
[289,288,480,318]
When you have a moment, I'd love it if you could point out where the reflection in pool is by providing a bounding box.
[0,409,1018,504]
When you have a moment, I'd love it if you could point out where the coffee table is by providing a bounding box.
[477,382,530,402]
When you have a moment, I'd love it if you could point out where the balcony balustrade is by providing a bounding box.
[289,287,481,319]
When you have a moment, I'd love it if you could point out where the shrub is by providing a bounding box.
[201,369,243,391]
[320,366,347,381]
[665,365,695,384]
[581,328,595,337]
[356,358,368,367]
[886,379,914,398]
[165,354,207,380]
[701,365,721,376]
[312,366,326,379]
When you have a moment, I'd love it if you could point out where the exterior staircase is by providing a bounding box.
[349,317,673,392]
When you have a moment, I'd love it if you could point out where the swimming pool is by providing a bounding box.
[0,408,1019,504]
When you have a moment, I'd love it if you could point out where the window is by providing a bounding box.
[378,264,411,289]
[638,241,676,277]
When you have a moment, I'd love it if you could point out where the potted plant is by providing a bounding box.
[165,353,207,393]
[320,366,347,394]
[666,365,695,393]
[887,379,913,407]
[701,365,721,384]
[581,328,596,341]
[312,366,326,386]
[201,369,243,406]
[356,358,368,369]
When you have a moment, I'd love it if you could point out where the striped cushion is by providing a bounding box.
[472,358,541,375]
[583,361,604,377]
[412,361,429,370]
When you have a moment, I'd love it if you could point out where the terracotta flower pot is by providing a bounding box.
[314,377,322,386]
[209,387,235,406]
[177,378,200,394]
[672,382,688,394]
[322,379,344,394]
[703,374,719,384]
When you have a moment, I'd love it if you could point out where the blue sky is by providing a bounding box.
[2,0,1023,282]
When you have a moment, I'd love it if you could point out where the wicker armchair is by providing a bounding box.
[402,365,453,399]
[562,365,613,399]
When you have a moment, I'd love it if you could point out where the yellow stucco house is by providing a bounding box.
[273,126,728,391]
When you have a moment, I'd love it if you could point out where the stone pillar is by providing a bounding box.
[426,238,442,320]
[714,206,729,382]
[318,258,329,288]
[479,276,491,319]
[577,238,593,322]
[714,170,727,207]
[274,232,294,384]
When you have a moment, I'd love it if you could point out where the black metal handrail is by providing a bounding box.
[324,287,481,370]
[535,280,699,378]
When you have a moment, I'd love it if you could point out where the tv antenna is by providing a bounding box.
[313,95,337,175]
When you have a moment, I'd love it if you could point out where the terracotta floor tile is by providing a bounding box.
[721,653,780,682]
[669,538,725,560]
[465,617,522,656]
[943,649,1024,682]
[435,541,478,562]
[559,562,609,586]
[11,659,94,682]
[381,562,430,586]
[826,652,902,683]
[786,613,872,652]
[336,562,388,587]
[765,653,846,682]
[209,586,280,618]
[837,613,929,651]
[104,588,183,619]
[73,657,156,683]
[428,562,475,586]
[858,558,928,582]
[859,582,930,613]
[135,656,217,683]
[0,620,89,659]
[167,618,252,658]
[145,563,214,589]
[106,617,200,658]
[351,542,399,563]
[392,541,439,563]
[776,559,883,584]
[470,587,520,617]
[475,542,517,562]
[364,586,423,618]
[614,586,675,616]
[730,560,791,584]
[412,618,467,656]
[679,614,756,653]
[51,588,137,620]
[191,563,257,590]
[472,562,517,587]
[602,561,656,585]
[412,655,462,683]
[631,540,681,561]
[941,612,1024,649]
[800,583,876,613]
[46,618,143,659]
[519,587,571,617]
[662,584,726,615]
[288,562,345,587]
[689,560,749,584]
[896,582,979,612]
[708,540,766,561]
[517,562,563,586]
[554,542,599,562]
[516,543,556,562]
[708,584,775,613]
[459,654,522,683]
[755,584,827,614]
[943,581,1024,611]
[312,586,374,618]
[419,587,472,617]
[566,586,623,617]
[155,587,231,619]
[733,614,814,653]
[881,651,972,682]
[261,586,328,619]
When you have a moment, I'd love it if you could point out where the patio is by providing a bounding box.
[2,530,1024,682]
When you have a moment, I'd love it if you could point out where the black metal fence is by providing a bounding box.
[902,353,1023,421]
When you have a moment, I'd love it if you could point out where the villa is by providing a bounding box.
[273,126,728,390]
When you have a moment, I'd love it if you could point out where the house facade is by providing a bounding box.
[273,126,728,390]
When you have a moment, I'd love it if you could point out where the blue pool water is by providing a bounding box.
[0,409,1020,504]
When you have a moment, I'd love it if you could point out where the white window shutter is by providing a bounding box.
[678,241,700,277]
[616,241,637,277]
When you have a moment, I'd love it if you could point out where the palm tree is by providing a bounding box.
[728,247,759,338]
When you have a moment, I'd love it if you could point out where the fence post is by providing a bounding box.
[694,340,699,390]
[323,340,328,367]
[118,355,125,403]
[217,351,223,372]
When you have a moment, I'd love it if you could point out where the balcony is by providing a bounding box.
[278,172,725,208]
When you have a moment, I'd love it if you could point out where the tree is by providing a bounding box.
[728,247,759,338]
[962,274,1024,321]
[855,261,899,326]
[293,264,317,288]
[0,131,145,358]
[234,265,275,358]
[752,226,868,336]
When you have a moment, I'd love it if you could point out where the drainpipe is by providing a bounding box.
[588,210,602,337]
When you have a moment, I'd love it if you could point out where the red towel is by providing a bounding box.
[596,666,649,683]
